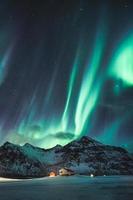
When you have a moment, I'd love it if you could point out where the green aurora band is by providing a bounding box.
[110,34,133,86]
[0,45,13,84]
[74,30,106,136]
[4,32,133,149]
[7,25,107,148]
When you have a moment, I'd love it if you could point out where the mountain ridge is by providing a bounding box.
[0,136,133,178]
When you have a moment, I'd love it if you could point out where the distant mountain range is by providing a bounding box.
[0,136,133,178]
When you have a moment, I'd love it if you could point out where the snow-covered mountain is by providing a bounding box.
[0,136,133,178]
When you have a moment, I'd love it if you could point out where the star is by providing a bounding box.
[31,12,36,17]
[9,15,14,21]
[80,8,84,12]
[124,4,128,8]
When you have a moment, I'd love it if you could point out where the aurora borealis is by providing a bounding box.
[110,35,133,86]
[0,0,133,151]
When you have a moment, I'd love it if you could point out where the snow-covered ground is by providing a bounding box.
[0,175,133,200]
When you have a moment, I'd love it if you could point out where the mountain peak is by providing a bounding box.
[79,136,103,145]
[2,141,18,149]
[64,135,103,149]
[23,143,34,148]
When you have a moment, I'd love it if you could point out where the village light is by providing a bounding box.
[49,172,56,177]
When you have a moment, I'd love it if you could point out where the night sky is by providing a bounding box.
[0,0,133,151]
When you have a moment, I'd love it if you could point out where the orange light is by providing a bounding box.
[49,172,56,177]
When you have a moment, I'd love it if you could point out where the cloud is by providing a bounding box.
[54,132,75,140]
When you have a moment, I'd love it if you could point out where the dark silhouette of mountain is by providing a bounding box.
[0,136,133,178]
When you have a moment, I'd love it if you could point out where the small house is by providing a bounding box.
[59,168,74,176]
[49,171,56,177]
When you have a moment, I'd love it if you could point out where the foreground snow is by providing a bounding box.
[0,175,133,200]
